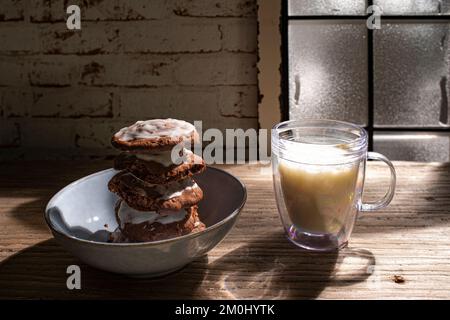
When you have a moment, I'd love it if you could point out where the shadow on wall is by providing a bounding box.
[0,0,259,160]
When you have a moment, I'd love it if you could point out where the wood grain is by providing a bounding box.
[0,161,449,299]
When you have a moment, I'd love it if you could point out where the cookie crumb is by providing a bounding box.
[391,275,405,284]
[104,223,109,228]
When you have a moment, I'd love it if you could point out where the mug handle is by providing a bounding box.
[360,152,397,212]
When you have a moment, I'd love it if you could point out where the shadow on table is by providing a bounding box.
[4,198,51,232]
[200,232,375,299]
[0,239,208,299]
[0,160,111,233]
[358,162,450,234]
[0,234,375,300]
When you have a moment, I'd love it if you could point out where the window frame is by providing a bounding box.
[280,0,450,151]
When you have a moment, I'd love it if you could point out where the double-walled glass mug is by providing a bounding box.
[272,119,396,251]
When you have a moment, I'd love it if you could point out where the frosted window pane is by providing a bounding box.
[288,21,368,125]
[374,22,450,127]
[374,0,450,15]
[288,0,367,15]
[374,132,450,162]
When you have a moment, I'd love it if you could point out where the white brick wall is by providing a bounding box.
[0,0,258,160]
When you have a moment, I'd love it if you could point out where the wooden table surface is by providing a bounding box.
[0,161,449,299]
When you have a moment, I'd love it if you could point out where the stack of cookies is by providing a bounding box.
[108,119,206,242]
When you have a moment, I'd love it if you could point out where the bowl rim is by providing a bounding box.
[44,166,247,247]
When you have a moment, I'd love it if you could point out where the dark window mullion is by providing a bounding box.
[281,0,290,121]
[368,26,374,150]
[375,127,450,132]
[287,15,450,20]
[288,15,369,20]
[367,0,374,150]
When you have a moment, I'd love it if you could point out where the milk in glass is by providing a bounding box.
[278,144,362,234]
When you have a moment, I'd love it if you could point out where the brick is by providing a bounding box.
[121,20,221,53]
[27,56,81,86]
[1,0,25,21]
[218,86,258,118]
[28,0,170,22]
[18,118,126,151]
[2,53,257,89]
[31,88,113,118]
[0,23,41,53]
[0,148,24,160]
[202,115,258,133]
[0,57,28,86]
[0,89,33,117]
[174,53,257,86]
[81,0,171,21]
[0,91,3,117]
[26,0,65,22]
[2,55,176,88]
[74,120,128,149]
[12,0,257,22]
[26,1,257,21]
[0,0,259,160]
[172,0,257,17]
[1,20,220,55]
[118,86,258,133]
[78,55,176,87]
[19,119,74,148]
[0,22,119,54]
[118,87,218,120]
[0,120,20,147]
[38,22,121,54]
[220,18,257,52]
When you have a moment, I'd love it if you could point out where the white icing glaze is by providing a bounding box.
[135,148,192,167]
[117,201,187,227]
[122,173,198,200]
[158,178,198,200]
[114,119,195,142]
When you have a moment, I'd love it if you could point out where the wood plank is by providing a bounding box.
[0,161,449,299]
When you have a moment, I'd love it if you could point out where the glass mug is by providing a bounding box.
[272,119,396,251]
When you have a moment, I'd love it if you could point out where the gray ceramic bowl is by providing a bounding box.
[44,167,246,277]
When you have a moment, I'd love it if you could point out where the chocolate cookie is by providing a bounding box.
[116,201,205,242]
[112,119,199,152]
[108,171,203,211]
[114,150,205,184]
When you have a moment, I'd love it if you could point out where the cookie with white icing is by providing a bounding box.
[108,171,203,211]
[112,119,199,152]
[114,149,205,184]
[116,201,205,242]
